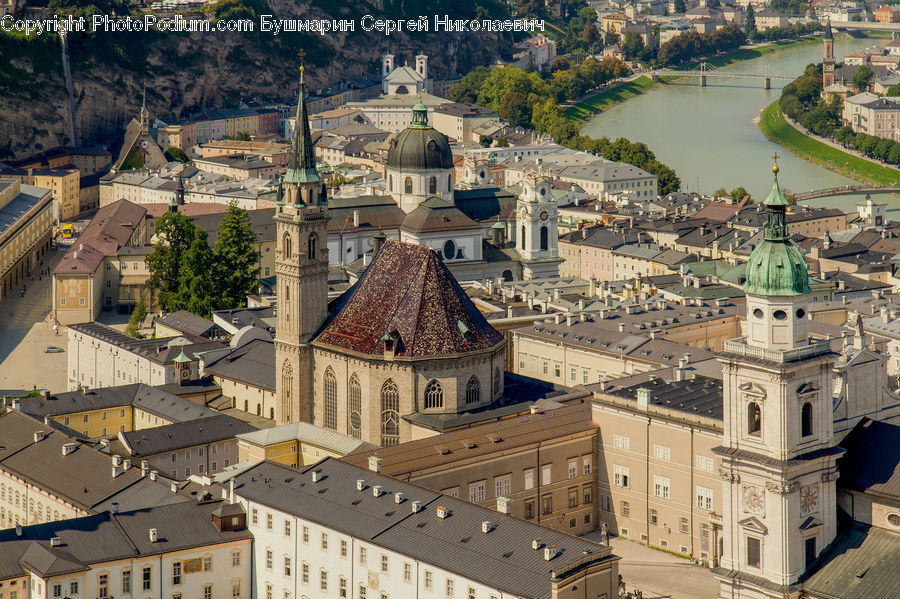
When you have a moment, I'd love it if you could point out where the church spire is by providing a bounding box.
[140,80,150,136]
[284,53,320,188]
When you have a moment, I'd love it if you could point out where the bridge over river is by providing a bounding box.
[648,62,793,88]
[793,186,900,202]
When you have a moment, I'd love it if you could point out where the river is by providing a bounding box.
[581,36,899,213]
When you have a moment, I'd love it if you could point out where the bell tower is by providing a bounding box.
[713,157,841,598]
[274,56,330,425]
[516,173,561,279]
[823,18,835,88]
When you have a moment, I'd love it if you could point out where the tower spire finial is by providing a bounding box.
[298,49,306,84]
[771,151,780,176]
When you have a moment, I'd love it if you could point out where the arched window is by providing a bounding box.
[282,233,292,260]
[801,402,813,438]
[429,176,437,194]
[323,367,337,430]
[520,225,526,249]
[381,379,400,447]
[747,402,761,437]
[281,360,293,422]
[256,404,261,416]
[493,367,501,398]
[404,177,413,194]
[424,379,444,409]
[244,400,249,412]
[308,233,318,260]
[540,226,549,251]
[269,407,274,419]
[348,374,362,439]
[466,376,480,404]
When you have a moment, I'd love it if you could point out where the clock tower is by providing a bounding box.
[516,173,561,279]
[713,158,841,599]
[823,18,835,88]
[274,59,330,425]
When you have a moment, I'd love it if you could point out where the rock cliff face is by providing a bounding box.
[0,8,508,158]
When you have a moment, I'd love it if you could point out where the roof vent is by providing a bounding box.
[33,431,46,442]
[356,479,366,491]
[412,500,422,513]
[311,470,322,483]
[368,456,382,473]
[436,505,448,519]
[481,521,493,533]
[149,471,158,481]
[395,492,404,504]
[532,538,541,550]
[544,546,557,561]
[373,485,383,497]
[50,537,62,547]
[149,528,158,543]
[497,496,511,514]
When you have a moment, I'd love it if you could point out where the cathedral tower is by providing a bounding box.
[274,61,330,425]
[515,173,561,279]
[823,18,835,88]
[714,158,840,598]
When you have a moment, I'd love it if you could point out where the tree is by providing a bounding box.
[495,137,510,147]
[213,202,261,310]
[622,31,646,60]
[582,21,599,49]
[171,228,217,318]
[145,212,197,311]
[730,186,750,201]
[713,187,728,198]
[479,135,493,148]
[853,65,874,91]
[674,0,685,12]
[887,84,900,97]
[166,147,189,163]
[120,149,144,171]
[125,302,147,338]
[745,4,756,36]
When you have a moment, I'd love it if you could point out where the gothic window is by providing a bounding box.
[348,374,362,439]
[308,233,318,260]
[429,176,437,194]
[801,402,813,438]
[381,379,400,447]
[404,177,413,194]
[282,233,292,260]
[540,226,549,251]
[493,367,501,398]
[747,402,761,437]
[465,376,480,404]
[424,380,444,409]
[323,367,337,430]
[281,361,293,421]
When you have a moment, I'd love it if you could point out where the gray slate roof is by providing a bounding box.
[234,459,617,599]
[119,414,257,456]
[204,338,276,391]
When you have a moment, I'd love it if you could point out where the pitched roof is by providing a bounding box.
[342,403,595,476]
[401,197,481,234]
[204,338,276,391]
[53,200,147,275]
[236,421,374,455]
[153,310,218,336]
[838,418,900,500]
[119,414,257,456]
[234,459,616,599]
[314,241,505,359]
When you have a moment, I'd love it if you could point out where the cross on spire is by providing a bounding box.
[298,50,306,83]
[771,151,780,176]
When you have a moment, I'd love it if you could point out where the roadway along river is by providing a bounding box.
[581,36,896,212]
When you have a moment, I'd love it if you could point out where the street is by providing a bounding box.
[583,531,719,599]
[0,247,68,396]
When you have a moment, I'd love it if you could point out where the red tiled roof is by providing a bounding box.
[53,200,147,275]
[314,241,505,359]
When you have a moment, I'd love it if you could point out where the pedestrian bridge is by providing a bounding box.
[793,185,900,202]
[648,62,793,88]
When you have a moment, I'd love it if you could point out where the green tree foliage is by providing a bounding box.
[886,84,900,96]
[145,212,197,311]
[730,186,750,201]
[745,4,756,36]
[447,67,492,103]
[657,24,746,67]
[119,150,144,171]
[556,6,601,54]
[582,21,600,51]
[166,147,189,163]
[622,31,646,60]
[496,137,510,147]
[674,0,685,12]
[223,132,252,141]
[213,202,261,310]
[769,0,804,15]
[170,228,217,318]
[479,135,494,148]
[750,21,820,43]
[853,65,874,91]
[125,302,147,338]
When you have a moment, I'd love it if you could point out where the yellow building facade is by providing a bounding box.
[0,179,54,303]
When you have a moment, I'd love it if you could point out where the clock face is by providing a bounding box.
[743,485,764,515]
[180,368,189,379]
[540,211,549,221]
[800,485,818,515]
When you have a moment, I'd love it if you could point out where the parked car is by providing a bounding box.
[43,346,64,353]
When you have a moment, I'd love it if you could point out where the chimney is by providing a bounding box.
[42,390,49,400]
[553,314,562,325]
[368,456,382,473]
[112,455,122,467]
[618,323,626,333]
[373,485,383,497]
[44,416,50,425]
[356,479,366,491]
[111,502,119,514]
[11,399,21,411]
[394,492,404,504]
[50,537,62,547]
[61,443,77,456]
[33,431,46,442]
[149,528,158,543]
[544,546,557,561]
[882,306,889,324]
[123,459,131,471]
[436,505,448,518]
[353,210,360,227]
[170,482,178,493]
[141,460,150,477]
[506,306,513,319]
[229,478,235,504]
[149,471,158,481]
[496,496,511,514]
[636,387,652,410]
[565,314,574,326]
[532,538,541,550]
[111,466,121,478]
[412,500,422,513]
[311,470,322,483]
[481,521,493,533]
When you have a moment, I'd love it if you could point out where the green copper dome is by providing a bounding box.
[284,66,320,186]
[743,164,811,296]
[386,102,453,171]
